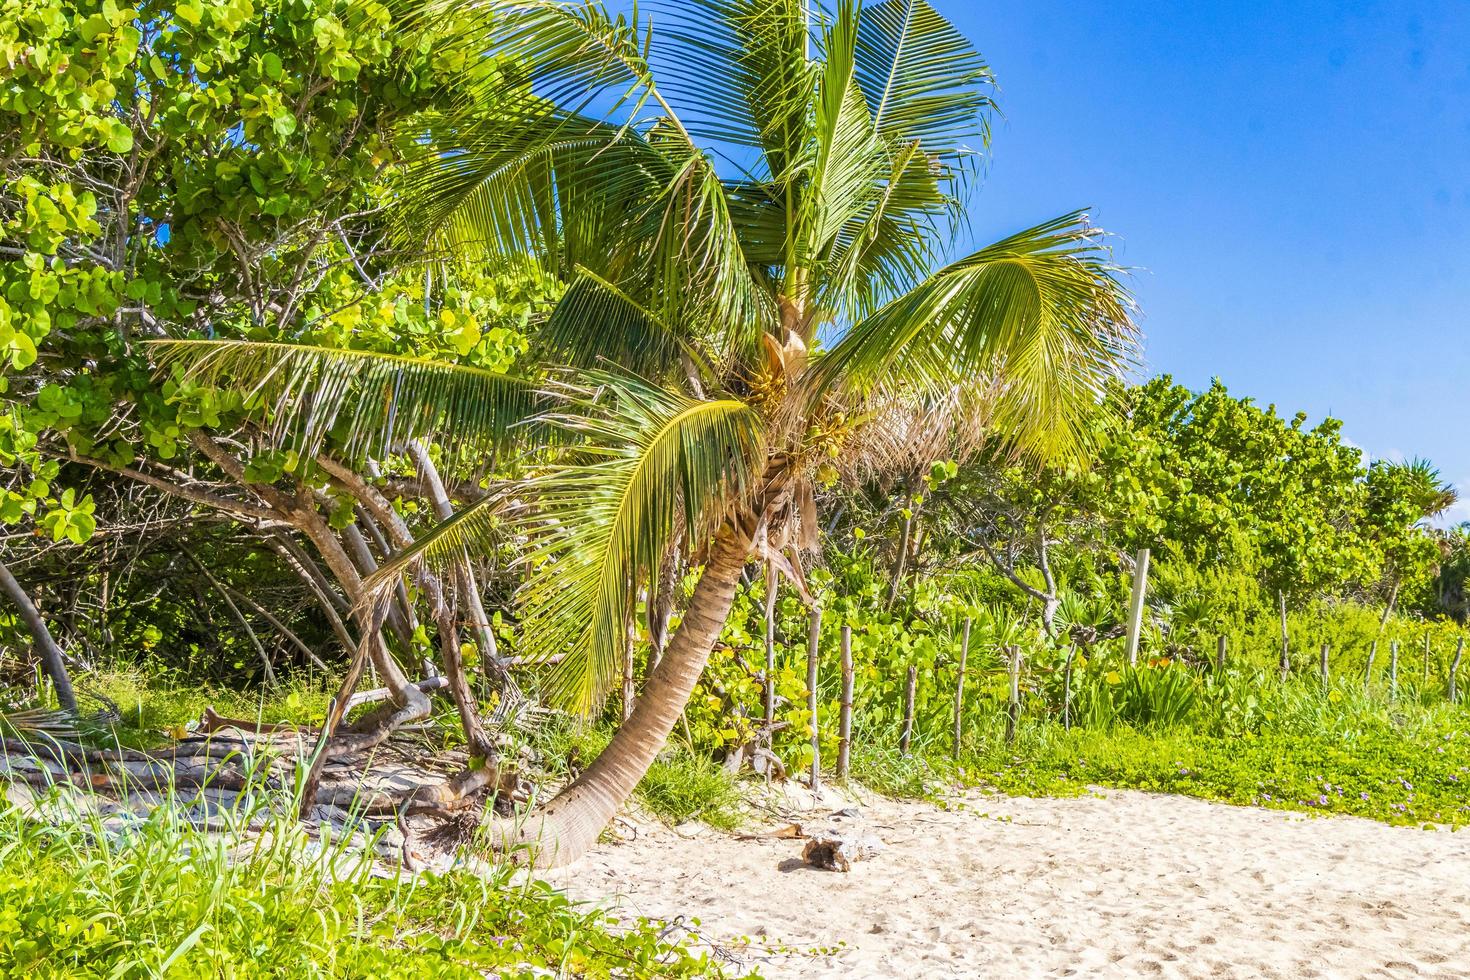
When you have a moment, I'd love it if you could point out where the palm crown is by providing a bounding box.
[152,0,1138,860]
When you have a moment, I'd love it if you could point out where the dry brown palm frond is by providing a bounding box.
[837,379,1001,488]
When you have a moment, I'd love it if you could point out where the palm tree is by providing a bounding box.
[153,0,1138,866]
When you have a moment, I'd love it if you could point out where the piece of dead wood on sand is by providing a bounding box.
[801,829,885,872]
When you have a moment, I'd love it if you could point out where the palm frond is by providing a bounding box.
[803,1,889,266]
[518,378,764,713]
[807,212,1140,463]
[654,0,815,180]
[367,375,764,714]
[146,340,539,469]
[538,267,716,380]
[853,0,994,164]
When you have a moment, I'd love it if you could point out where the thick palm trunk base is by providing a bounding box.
[487,523,752,868]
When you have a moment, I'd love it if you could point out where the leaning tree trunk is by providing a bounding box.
[489,522,752,867]
[0,559,78,713]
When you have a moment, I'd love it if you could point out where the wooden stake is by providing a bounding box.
[1424,633,1432,684]
[1124,548,1150,667]
[806,606,822,792]
[1389,640,1400,699]
[763,561,778,731]
[1216,635,1227,672]
[1365,640,1377,688]
[899,665,917,756]
[953,618,971,758]
[1319,643,1330,692]
[837,625,853,779]
[1005,645,1022,744]
[1278,591,1290,680]
[1062,643,1077,732]
[621,618,636,723]
[1450,637,1465,704]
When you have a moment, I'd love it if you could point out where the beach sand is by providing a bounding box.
[552,787,1470,978]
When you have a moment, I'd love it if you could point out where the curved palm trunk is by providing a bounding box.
[492,523,751,867]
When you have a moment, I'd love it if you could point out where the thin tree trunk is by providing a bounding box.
[1365,640,1377,688]
[1450,637,1464,704]
[621,616,636,723]
[1123,548,1150,666]
[354,503,419,640]
[180,548,278,690]
[1379,581,1399,631]
[1389,640,1400,699]
[885,493,915,609]
[899,665,917,755]
[1005,645,1022,744]
[405,441,506,681]
[300,601,387,817]
[487,523,752,867]
[647,544,679,675]
[1062,642,1076,732]
[0,560,77,713]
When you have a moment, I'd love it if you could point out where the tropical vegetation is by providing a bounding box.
[1,0,1467,975]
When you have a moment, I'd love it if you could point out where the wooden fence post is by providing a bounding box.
[1005,645,1022,744]
[763,562,778,731]
[1062,643,1077,732]
[953,618,971,759]
[806,606,822,792]
[621,619,636,722]
[837,625,853,780]
[1278,591,1290,680]
[1450,637,1465,704]
[1124,548,1150,666]
[1365,640,1377,688]
[899,665,917,756]
[1319,643,1330,692]
[1389,640,1400,699]
[1216,635,1227,672]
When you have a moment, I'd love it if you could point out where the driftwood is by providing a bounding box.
[344,675,450,711]
[801,829,885,872]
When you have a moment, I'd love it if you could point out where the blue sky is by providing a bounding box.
[936,1,1470,521]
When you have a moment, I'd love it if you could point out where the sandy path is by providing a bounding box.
[551,788,1470,978]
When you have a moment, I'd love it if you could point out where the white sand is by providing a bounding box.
[552,788,1470,978]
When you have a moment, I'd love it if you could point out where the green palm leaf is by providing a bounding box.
[368,375,764,713]
[527,380,763,712]
[807,212,1139,462]
[539,268,718,380]
[146,340,539,468]
[655,0,815,179]
[853,0,995,159]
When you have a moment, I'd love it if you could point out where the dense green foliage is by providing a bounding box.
[2,0,1468,973]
